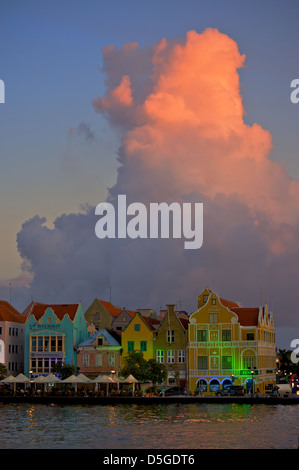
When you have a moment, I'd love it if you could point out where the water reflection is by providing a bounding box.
[0,403,298,449]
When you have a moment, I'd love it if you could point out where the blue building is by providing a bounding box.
[24,302,88,378]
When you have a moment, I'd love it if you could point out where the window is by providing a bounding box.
[140,341,147,352]
[57,336,63,352]
[212,298,216,305]
[178,350,185,363]
[108,354,115,366]
[203,295,208,303]
[97,337,103,346]
[168,371,176,385]
[157,350,164,363]
[83,354,90,366]
[51,336,56,351]
[134,324,140,331]
[31,336,37,352]
[47,317,51,324]
[197,356,208,370]
[38,337,43,352]
[222,330,231,341]
[197,330,207,342]
[222,356,232,369]
[243,355,256,369]
[247,333,255,340]
[167,350,175,363]
[44,336,49,351]
[167,330,175,343]
[96,354,102,366]
[128,341,134,352]
[209,313,218,323]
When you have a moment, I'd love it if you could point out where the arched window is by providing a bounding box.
[209,379,220,392]
[196,378,207,392]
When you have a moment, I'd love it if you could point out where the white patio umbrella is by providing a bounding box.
[122,374,139,393]
[61,374,88,394]
[14,373,31,384]
[43,373,61,383]
[33,375,47,392]
[76,373,93,383]
[93,375,115,397]
[1,373,30,394]
[0,375,19,394]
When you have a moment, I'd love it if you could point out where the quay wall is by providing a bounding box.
[0,395,299,405]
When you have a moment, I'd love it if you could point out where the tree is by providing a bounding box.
[146,359,166,385]
[277,349,299,376]
[120,352,166,384]
[51,361,76,380]
[0,364,7,380]
[120,351,148,381]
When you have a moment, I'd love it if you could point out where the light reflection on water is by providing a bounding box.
[0,403,298,449]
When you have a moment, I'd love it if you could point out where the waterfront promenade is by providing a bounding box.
[1,394,299,405]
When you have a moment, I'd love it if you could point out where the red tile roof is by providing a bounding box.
[0,301,26,323]
[231,307,259,326]
[220,298,240,309]
[25,302,80,321]
[98,300,135,318]
[141,315,160,330]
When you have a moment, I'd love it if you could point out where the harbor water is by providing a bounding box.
[0,402,299,449]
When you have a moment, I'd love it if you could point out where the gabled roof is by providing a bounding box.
[178,317,189,330]
[231,307,259,326]
[78,328,121,347]
[25,302,80,322]
[142,316,160,330]
[98,300,135,318]
[0,301,26,323]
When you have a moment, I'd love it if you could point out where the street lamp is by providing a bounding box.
[251,370,254,394]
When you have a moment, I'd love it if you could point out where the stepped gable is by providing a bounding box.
[25,302,79,321]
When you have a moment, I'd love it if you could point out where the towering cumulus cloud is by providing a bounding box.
[16,29,299,336]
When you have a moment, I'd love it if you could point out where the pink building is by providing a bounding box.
[0,301,26,376]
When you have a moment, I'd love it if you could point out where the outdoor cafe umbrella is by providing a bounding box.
[33,375,47,392]
[1,373,31,394]
[61,374,88,394]
[0,375,19,395]
[42,373,61,383]
[93,375,115,397]
[122,374,138,393]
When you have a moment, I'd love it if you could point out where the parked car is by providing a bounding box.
[162,387,186,396]
[215,385,245,396]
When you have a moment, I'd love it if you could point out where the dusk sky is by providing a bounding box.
[0,1,298,348]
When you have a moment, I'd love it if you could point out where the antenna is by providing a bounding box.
[106,285,112,303]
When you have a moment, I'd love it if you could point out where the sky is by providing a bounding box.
[0,0,298,348]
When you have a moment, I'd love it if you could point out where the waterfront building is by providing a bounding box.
[84,298,135,333]
[154,304,189,387]
[77,328,121,378]
[188,288,276,394]
[121,312,160,361]
[24,302,88,378]
[0,301,26,376]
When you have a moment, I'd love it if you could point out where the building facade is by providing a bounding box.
[77,328,121,378]
[24,302,88,378]
[84,298,135,333]
[154,304,188,387]
[0,301,26,376]
[121,312,160,361]
[188,288,276,394]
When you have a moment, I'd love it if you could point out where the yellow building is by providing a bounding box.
[121,312,160,362]
[188,288,276,394]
